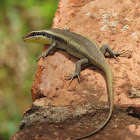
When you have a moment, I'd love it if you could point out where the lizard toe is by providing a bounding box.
[64,72,80,85]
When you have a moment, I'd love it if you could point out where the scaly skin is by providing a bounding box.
[22,28,128,139]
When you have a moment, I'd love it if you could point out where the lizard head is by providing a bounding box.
[22,30,51,44]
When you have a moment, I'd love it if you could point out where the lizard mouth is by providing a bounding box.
[22,31,47,40]
[22,32,37,40]
[22,34,30,40]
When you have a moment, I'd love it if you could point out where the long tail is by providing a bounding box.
[75,65,114,140]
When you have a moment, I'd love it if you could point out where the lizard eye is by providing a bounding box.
[30,33,35,36]
[36,32,40,35]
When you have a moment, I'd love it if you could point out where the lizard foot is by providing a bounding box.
[113,50,130,62]
[116,50,130,55]
[64,72,80,86]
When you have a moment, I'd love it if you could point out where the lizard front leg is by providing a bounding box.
[36,41,56,61]
[65,58,89,85]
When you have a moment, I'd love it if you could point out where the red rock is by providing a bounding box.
[128,124,140,136]
[11,0,140,139]
[31,0,140,111]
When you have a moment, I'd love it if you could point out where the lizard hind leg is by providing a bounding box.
[100,44,130,62]
[64,58,89,85]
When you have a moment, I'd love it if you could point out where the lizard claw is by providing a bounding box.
[64,72,80,86]
[113,55,120,62]
[115,50,130,56]
[119,50,130,55]
[113,50,131,62]
[36,57,40,62]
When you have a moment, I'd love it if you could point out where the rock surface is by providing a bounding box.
[11,0,140,139]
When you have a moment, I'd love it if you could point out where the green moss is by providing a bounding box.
[0,0,59,139]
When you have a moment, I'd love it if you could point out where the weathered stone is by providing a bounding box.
[11,0,140,139]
